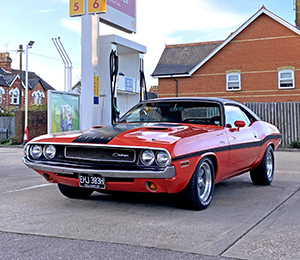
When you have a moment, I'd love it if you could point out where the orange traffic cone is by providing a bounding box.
[23,127,30,145]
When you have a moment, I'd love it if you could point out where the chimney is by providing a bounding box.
[296,0,300,28]
[0,52,12,72]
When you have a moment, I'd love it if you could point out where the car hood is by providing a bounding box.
[29,123,221,146]
[71,123,220,146]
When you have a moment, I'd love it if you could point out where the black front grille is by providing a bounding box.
[64,146,136,163]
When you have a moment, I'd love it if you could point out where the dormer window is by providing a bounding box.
[9,88,19,105]
[278,70,294,89]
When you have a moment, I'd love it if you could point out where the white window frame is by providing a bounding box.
[278,70,294,89]
[0,87,4,104]
[9,88,19,105]
[32,90,45,105]
[226,73,241,91]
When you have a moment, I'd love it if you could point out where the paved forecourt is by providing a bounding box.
[0,147,299,260]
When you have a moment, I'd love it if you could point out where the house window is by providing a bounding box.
[278,70,294,89]
[226,73,241,91]
[9,88,19,105]
[32,90,45,105]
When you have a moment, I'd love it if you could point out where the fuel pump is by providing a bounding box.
[98,35,146,126]
[110,50,120,125]
[139,57,148,101]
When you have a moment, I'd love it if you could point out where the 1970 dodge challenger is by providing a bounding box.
[23,98,281,210]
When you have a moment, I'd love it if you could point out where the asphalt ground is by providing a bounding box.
[0,146,299,260]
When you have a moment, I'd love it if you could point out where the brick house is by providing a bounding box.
[0,52,54,112]
[152,7,300,103]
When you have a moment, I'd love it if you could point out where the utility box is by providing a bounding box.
[98,35,146,125]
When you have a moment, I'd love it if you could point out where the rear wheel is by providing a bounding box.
[58,184,94,199]
[181,157,215,210]
[250,145,274,185]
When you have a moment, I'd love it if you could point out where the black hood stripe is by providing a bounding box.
[72,125,132,144]
[72,123,180,144]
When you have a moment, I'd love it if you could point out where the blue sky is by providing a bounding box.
[0,0,296,90]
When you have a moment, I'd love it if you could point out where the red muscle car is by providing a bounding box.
[23,98,281,210]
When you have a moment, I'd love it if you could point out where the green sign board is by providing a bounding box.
[47,90,80,133]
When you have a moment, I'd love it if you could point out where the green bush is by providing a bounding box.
[289,141,300,149]
[0,137,21,145]
[29,104,47,111]
[0,112,15,117]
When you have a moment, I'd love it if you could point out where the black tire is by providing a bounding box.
[250,145,274,185]
[58,184,94,199]
[181,157,215,210]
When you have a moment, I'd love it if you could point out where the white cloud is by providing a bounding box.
[40,9,55,13]
[60,18,81,33]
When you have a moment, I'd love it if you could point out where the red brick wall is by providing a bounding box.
[158,14,300,103]
[1,79,48,111]
[15,110,47,143]
[27,82,48,106]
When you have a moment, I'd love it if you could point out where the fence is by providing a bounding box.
[0,116,15,140]
[244,102,300,148]
[1,104,299,147]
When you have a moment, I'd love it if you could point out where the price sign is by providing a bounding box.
[69,0,85,17]
[93,75,99,104]
[88,0,106,14]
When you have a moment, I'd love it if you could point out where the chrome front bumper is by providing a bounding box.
[23,158,176,179]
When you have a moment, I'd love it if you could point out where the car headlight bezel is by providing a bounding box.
[30,144,43,159]
[43,144,56,160]
[140,149,155,166]
[155,150,171,167]
[24,144,30,158]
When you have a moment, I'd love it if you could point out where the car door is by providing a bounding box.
[224,105,260,177]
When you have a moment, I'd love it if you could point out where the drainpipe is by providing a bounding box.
[295,0,300,28]
[171,76,178,97]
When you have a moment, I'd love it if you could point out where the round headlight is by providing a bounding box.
[43,145,56,160]
[156,151,171,167]
[30,145,43,159]
[141,150,155,166]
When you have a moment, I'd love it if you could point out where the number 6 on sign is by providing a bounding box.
[88,0,106,14]
[69,0,85,16]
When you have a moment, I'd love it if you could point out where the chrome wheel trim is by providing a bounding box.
[197,161,212,202]
[266,150,273,179]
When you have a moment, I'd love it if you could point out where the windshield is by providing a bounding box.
[119,101,222,126]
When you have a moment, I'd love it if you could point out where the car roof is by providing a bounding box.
[141,97,260,121]
[143,97,239,105]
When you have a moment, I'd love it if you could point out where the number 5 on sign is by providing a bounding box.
[88,0,106,14]
[69,0,85,17]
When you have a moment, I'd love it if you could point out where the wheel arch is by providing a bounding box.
[262,142,275,158]
[268,142,275,151]
[199,152,218,180]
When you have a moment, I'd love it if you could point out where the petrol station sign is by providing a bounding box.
[69,0,136,33]
[100,0,136,33]
[69,0,106,17]
[69,0,85,16]
[88,0,106,14]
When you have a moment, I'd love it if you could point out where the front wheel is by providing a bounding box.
[58,184,94,199]
[250,145,274,185]
[181,157,215,210]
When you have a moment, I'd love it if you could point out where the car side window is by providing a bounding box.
[224,105,251,128]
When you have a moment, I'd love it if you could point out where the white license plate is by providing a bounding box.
[78,174,106,189]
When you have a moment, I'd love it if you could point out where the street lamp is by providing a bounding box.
[23,40,35,144]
